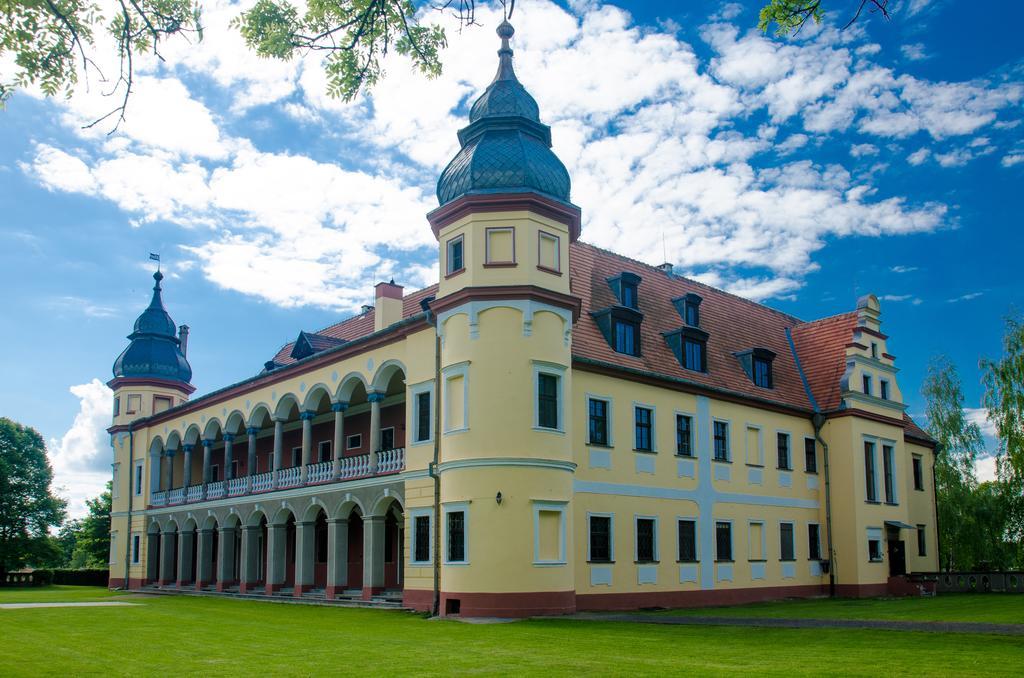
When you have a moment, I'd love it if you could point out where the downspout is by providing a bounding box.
[813,413,836,598]
[931,443,943,571]
[122,423,134,590]
[787,328,835,597]
[422,298,442,617]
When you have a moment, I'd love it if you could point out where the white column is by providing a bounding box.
[326,518,349,598]
[368,392,384,472]
[239,525,260,593]
[300,411,315,484]
[272,419,284,489]
[201,439,213,498]
[362,514,385,598]
[195,528,214,589]
[246,427,258,493]
[177,529,195,586]
[159,529,176,585]
[294,521,316,594]
[216,526,237,590]
[223,434,235,480]
[265,522,287,593]
[331,403,347,479]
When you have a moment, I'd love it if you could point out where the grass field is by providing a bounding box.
[1,588,1022,676]
[643,593,1024,624]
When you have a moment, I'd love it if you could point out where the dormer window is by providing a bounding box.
[614,318,638,355]
[672,293,702,327]
[592,306,643,358]
[607,272,641,309]
[664,327,709,372]
[735,348,775,389]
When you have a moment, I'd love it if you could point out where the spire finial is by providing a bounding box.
[153,269,164,291]
[494,20,516,82]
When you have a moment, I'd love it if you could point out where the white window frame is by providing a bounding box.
[676,516,699,562]
[863,435,880,502]
[532,361,567,433]
[882,440,899,504]
[748,520,766,561]
[379,426,396,451]
[484,226,516,264]
[879,378,890,400]
[533,501,568,566]
[862,372,873,395]
[443,502,470,565]
[807,522,822,560]
[586,393,614,447]
[715,519,734,562]
[442,361,470,434]
[867,526,884,562]
[446,234,465,275]
[632,402,657,453]
[410,380,435,445]
[111,462,121,499]
[775,430,792,470]
[317,440,331,463]
[537,230,561,272]
[109,531,117,566]
[674,410,696,457]
[409,508,433,566]
[586,512,615,563]
[744,423,763,466]
[713,419,731,462]
[633,514,659,563]
[131,533,141,564]
[779,520,796,561]
[804,436,818,474]
[346,433,362,450]
[291,446,301,467]
[133,459,144,497]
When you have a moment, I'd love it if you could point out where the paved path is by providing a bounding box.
[0,602,140,609]
[568,613,1024,635]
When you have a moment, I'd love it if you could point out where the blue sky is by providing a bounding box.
[1,0,1021,515]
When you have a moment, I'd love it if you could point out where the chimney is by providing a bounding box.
[374,280,404,332]
[361,304,375,314]
[178,325,190,357]
[855,294,882,332]
[656,263,674,274]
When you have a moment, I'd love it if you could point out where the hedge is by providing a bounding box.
[1,569,109,587]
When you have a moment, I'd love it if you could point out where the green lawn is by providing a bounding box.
[642,594,1024,624]
[0,585,122,603]
[0,588,1022,676]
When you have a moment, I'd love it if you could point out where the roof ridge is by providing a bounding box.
[794,309,858,329]
[575,240,805,325]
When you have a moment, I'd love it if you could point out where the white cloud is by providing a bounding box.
[48,379,113,519]
[900,43,929,61]
[907,148,930,165]
[1002,153,1024,167]
[975,454,998,483]
[880,293,922,305]
[965,407,998,438]
[947,291,983,303]
[776,134,809,155]
[890,265,918,273]
[850,143,879,157]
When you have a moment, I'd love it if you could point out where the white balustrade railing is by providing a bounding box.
[151,491,167,507]
[186,485,202,503]
[279,466,302,488]
[168,488,185,505]
[227,477,247,497]
[339,454,371,480]
[251,472,272,493]
[206,480,225,500]
[308,461,332,484]
[377,448,406,474]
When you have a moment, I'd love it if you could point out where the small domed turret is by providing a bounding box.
[436,20,571,206]
[112,271,192,384]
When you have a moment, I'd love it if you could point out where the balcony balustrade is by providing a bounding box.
[168,488,185,505]
[227,477,247,497]
[206,480,225,500]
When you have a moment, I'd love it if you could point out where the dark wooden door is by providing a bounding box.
[888,540,906,576]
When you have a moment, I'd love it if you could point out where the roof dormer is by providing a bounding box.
[735,347,776,389]
[672,293,702,327]
[607,271,641,309]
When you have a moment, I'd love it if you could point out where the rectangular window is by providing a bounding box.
[380,427,395,451]
[871,342,878,358]
[749,522,764,560]
[713,421,729,461]
[131,534,140,564]
[683,338,704,372]
[589,515,612,563]
[134,461,144,496]
[446,373,466,431]
[745,426,762,466]
[882,444,895,503]
[613,320,638,356]
[868,538,883,562]
[753,357,772,388]
[316,441,330,463]
[913,455,924,490]
[126,394,141,414]
[447,510,466,563]
[676,414,693,457]
[715,521,733,561]
[113,397,120,417]
[446,235,464,275]
[153,395,173,413]
[634,406,653,451]
[685,302,699,327]
[536,509,563,563]
[678,520,697,562]
[864,441,877,501]
[538,231,560,272]
[415,391,431,443]
[777,432,791,470]
[231,460,239,479]
[211,464,219,482]
[588,398,609,446]
[537,373,559,430]
[485,226,514,264]
[880,380,889,400]
[346,434,362,450]
[413,515,431,563]
[636,518,656,563]
[808,524,821,560]
[804,438,818,473]
[916,524,927,557]
[780,523,795,561]
[862,374,872,395]
[621,282,638,309]
[291,447,301,467]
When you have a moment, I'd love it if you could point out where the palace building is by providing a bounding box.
[107,21,939,617]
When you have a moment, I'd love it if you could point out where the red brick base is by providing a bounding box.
[294,584,313,596]
[361,586,385,601]
[576,584,828,612]
[216,580,237,592]
[265,583,282,594]
[834,583,889,598]
[403,588,433,612]
[441,590,576,617]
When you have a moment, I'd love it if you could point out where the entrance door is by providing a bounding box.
[887,539,906,576]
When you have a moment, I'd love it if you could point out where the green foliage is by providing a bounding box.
[0,418,66,574]
[65,483,112,569]
[758,0,825,35]
[234,0,447,101]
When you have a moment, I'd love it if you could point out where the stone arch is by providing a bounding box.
[302,383,334,413]
[183,424,202,446]
[149,436,165,455]
[162,516,180,532]
[272,504,296,526]
[336,372,370,403]
[202,418,224,442]
[147,518,163,535]
[223,511,242,529]
[370,489,405,517]
[245,507,268,528]
[302,498,329,523]
[247,403,273,429]
[165,430,182,451]
[181,515,198,532]
[274,393,301,421]
[201,514,219,531]
[371,359,408,394]
[332,496,366,520]
[224,410,246,435]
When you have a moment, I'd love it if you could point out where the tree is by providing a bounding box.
[68,483,112,568]
[981,313,1024,555]
[922,356,984,571]
[1,0,494,128]
[0,418,67,574]
[759,0,892,36]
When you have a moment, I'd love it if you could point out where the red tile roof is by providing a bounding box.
[265,241,930,442]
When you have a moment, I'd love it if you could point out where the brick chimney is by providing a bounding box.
[374,280,404,332]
